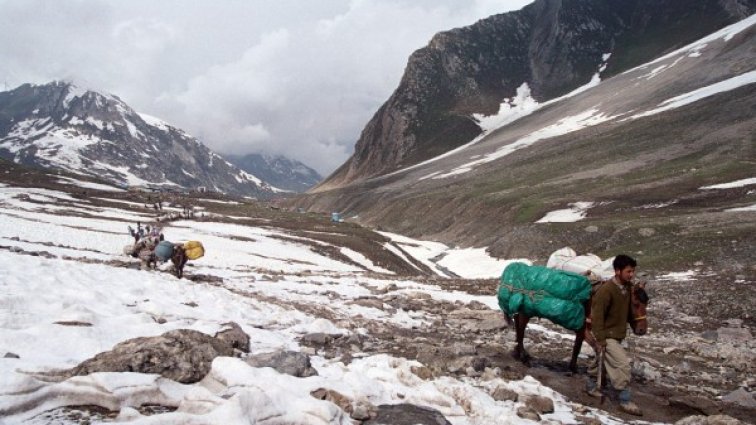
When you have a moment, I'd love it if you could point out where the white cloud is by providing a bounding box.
[112,18,178,52]
[0,0,534,175]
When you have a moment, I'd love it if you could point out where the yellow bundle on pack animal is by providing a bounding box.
[183,240,205,260]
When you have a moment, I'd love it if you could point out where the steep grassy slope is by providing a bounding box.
[293,86,755,272]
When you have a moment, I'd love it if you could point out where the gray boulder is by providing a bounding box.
[245,350,318,377]
[669,396,721,416]
[214,322,250,353]
[716,327,752,344]
[364,404,451,425]
[722,387,756,409]
[490,385,519,402]
[68,326,248,383]
[516,405,541,421]
[301,332,334,346]
[521,394,554,414]
[675,414,746,425]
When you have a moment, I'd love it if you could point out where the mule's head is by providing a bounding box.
[631,281,649,335]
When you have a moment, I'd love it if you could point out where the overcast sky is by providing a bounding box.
[0,0,533,175]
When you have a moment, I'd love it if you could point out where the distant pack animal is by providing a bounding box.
[171,244,188,279]
[507,280,649,372]
[155,240,175,262]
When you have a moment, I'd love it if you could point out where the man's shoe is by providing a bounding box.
[585,381,602,398]
[619,401,643,416]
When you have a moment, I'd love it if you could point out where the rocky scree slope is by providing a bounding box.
[0,81,272,197]
[317,0,756,189]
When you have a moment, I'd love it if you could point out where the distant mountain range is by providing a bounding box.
[0,82,318,196]
[226,153,321,192]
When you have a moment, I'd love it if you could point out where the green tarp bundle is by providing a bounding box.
[498,262,591,331]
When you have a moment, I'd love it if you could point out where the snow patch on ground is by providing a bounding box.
[437,247,530,279]
[378,231,529,279]
[340,247,395,274]
[657,270,698,282]
[536,202,594,223]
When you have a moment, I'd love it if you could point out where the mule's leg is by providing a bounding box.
[513,314,531,363]
[569,327,585,373]
[175,248,187,279]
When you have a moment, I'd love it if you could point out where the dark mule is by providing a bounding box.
[170,245,188,279]
[508,280,649,372]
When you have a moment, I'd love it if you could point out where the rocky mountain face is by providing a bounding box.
[0,82,273,197]
[318,0,756,190]
[291,12,756,274]
[226,153,322,193]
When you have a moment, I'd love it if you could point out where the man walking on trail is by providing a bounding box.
[587,254,643,416]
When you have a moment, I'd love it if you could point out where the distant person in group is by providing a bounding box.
[586,254,643,416]
[127,222,145,243]
[133,232,159,270]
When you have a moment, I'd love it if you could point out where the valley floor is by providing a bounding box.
[0,174,753,424]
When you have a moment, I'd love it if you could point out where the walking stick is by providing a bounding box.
[597,347,605,404]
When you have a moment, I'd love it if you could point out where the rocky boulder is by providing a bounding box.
[363,403,452,425]
[68,325,249,384]
[674,414,747,425]
[245,350,318,377]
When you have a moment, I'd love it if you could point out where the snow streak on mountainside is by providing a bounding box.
[0,82,272,197]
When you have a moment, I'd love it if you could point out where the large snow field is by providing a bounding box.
[0,184,631,424]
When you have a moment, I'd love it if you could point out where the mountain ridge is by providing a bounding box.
[226,153,322,193]
[0,81,274,196]
[317,0,755,191]
[290,12,756,273]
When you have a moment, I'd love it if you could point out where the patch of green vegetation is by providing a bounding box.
[513,199,545,224]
